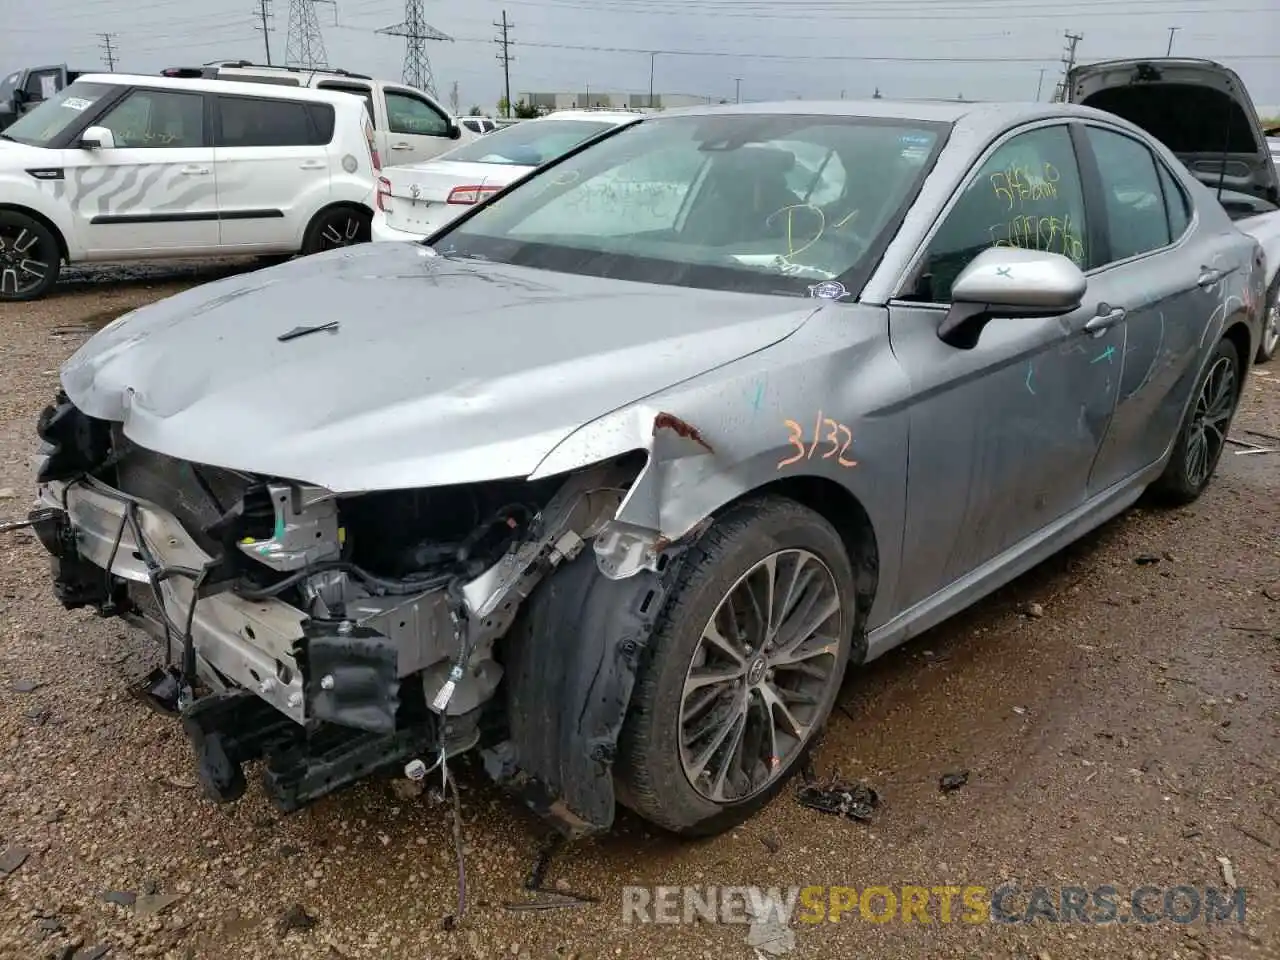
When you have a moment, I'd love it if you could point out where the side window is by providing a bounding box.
[1157,161,1191,240]
[919,125,1087,302]
[97,89,206,148]
[318,82,376,128]
[217,97,325,148]
[1084,127,1171,262]
[385,91,449,137]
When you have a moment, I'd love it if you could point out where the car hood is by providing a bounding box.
[62,242,818,492]
[0,138,57,164]
[1067,58,1280,207]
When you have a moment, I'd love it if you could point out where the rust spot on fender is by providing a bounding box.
[652,412,714,454]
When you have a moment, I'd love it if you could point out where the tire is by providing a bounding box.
[1149,336,1242,506]
[0,210,62,302]
[300,205,371,256]
[616,497,856,837]
[1256,275,1280,364]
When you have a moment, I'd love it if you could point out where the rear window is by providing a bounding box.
[443,118,619,166]
[216,95,335,147]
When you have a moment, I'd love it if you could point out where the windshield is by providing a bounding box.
[435,113,945,297]
[2,81,114,146]
[444,117,621,167]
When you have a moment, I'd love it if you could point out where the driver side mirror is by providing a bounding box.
[78,125,115,150]
[448,121,462,140]
[937,247,1086,349]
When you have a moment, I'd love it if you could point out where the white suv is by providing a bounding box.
[0,73,378,301]
[164,61,474,168]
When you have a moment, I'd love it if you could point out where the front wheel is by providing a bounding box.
[616,498,855,837]
[0,211,61,302]
[1256,275,1279,364]
[1149,336,1242,506]
[300,206,371,256]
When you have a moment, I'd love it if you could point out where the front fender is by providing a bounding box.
[0,170,77,255]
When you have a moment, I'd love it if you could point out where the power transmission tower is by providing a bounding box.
[1052,31,1083,102]
[254,0,275,65]
[98,33,117,71]
[285,0,334,69]
[495,11,514,118]
[378,1,453,97]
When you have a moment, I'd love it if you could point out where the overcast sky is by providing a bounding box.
[4,0,1278,113]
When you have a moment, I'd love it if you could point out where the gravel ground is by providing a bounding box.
[1,265,1277,960]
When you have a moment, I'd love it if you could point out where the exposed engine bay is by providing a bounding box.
[29,391,693,836]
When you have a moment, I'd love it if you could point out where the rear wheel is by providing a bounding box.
[300,206,371,256]
[616,498,855,837]
[0,211,61,302]
[1256,275,1279,363]
[1149,336,1241,506]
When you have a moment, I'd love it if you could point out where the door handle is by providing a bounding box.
[1197,267,1224,288]
[1084,306,1126,334]
[390,142,412,150]
[298,160,326,170]
[180,165,209,175]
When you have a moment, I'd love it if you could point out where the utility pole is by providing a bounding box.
[285,0,333,69]
[98,33,117,71]
[733,77,742,103]
[255,0,274,65]
[1166,26,1180,56]
[495,11,513,118]
[378,1,453,97]
[449,80,459,115]
[1053,30,1083,102]
[1036,67,1046,101]
[648,52,656,109]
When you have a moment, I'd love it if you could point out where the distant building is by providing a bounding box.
[519,91,720,114]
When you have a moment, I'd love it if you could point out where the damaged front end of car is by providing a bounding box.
[30,391,708,838]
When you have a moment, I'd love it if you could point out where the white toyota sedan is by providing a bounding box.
[371,110,640,242]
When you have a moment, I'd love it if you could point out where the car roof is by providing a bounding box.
[655,98,1113,138]
[75,73,362,107]
[539,110,643,125]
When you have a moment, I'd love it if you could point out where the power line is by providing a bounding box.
[254,0,275,65]
[495,10,514,117]
[98,32,118,71]
[377,0,453,96]
[285,0,334,69]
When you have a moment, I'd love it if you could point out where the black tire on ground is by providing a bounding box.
[1255,274,1279,364]
[1149,336,1242,506]
[0,210,62,302]
[300,205,371,256]
[616,497,856,837]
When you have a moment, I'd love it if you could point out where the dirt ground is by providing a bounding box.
[1,265,1277,960]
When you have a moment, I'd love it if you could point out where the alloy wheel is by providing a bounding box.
[318,214,366,249]
[1184,354,1237,488]
[678,548,844,804]
[1263,296,1280,358]
[0,225,53,298]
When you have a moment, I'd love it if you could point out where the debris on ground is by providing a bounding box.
[100,890,136,908]
[1217,855,1237,889]
[939,771,970,792]
[745,912,796,955]
[1020,602,1045,619]
[277,903,318,936]
[134,893,182,917]
[0,847,31,876]
[1134,554,1162,566]
[796,778,879,821]
[11,679,41,693]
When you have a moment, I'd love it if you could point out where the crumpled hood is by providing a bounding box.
[62,242,817,492]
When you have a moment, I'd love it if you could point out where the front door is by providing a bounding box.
[382,87,459,165]
[68,87,218,257]
[1076,123,1230,493]
[888,122,1120,612]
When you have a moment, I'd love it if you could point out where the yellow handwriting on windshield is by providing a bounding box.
[990,162,1061,212]
[765,204,826,259]
[988,213,1085,264]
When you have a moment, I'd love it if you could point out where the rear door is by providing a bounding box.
[212,93,333,250]
[1076,121,1230,493]
[381,85,459,164]
[69,85,219,257]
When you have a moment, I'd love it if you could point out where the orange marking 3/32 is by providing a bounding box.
[779,413,857,469]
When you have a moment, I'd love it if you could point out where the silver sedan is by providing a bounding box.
[31,99,1270,839]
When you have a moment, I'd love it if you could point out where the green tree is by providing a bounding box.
[512,99,540,119]
[468,105,483,116]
